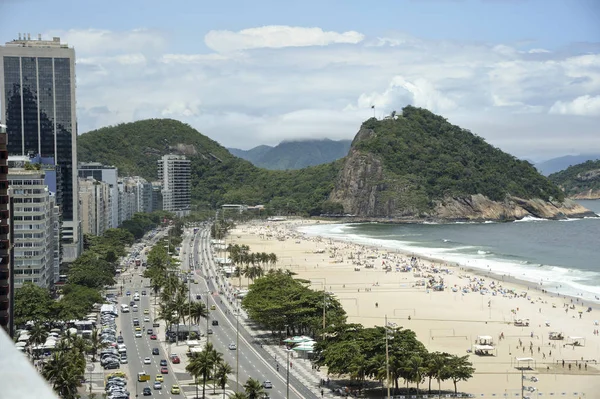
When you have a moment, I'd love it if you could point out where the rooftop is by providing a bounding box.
[5,34,69,49]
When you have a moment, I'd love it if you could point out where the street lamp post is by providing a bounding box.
[286,349,291,399]
[236,297,240,393]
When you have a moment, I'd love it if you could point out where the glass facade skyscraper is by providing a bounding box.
[0,35,81,261]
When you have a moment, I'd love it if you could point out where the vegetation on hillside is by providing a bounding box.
[548,159,600,197]
[78,119,341,215]
[230,139,352,170]
[355,106,564,204]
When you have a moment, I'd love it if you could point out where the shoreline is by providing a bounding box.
[298,219,600,308]
[225,218,600,395]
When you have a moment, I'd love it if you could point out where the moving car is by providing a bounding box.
[160,366,168,374]
[153,382,162,390]
[212,320,218,326]
[155,375,164,382]
[263,381,273,389]
[142,387,152,396]
[152,348,159,355]
[144,316,150,322]
[159,359,167,366]
[228,343,237,350]
[150,334,157,340]
[171,385,180,394]
[144,309,149,314]
[135,331,142,338]
[170,355,180,364]
[210,305,216,310]
[143,357,151,364]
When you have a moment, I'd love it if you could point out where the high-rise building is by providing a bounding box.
[0,127,12,336]
[157,155,191,217]
[79,176,112,236]
[78,163,119,229]
[0,34,81,262]
[7,160,59,290]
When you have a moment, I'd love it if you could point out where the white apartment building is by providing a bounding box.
[157,155,191,217]
[79,177,112,236]
[78,162,118,229]
[8,167,59,289]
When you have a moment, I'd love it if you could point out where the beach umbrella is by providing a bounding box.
[18,335,30,342]
[15,342,26,347]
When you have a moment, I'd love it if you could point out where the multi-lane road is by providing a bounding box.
[187,227,320,399]
[109,225,319,399]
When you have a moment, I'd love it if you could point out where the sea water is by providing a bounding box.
[298,200,600,302]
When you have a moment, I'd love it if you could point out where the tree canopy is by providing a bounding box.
[77,118,342,216]
[354,106,564,207]
[548,159,600,197]
[242,269,347,337]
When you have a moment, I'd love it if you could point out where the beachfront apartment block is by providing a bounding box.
[7,160,60,290]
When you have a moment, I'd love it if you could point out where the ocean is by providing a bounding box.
[298,200,600,302]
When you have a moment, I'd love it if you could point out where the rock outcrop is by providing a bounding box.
[330,123,596,222]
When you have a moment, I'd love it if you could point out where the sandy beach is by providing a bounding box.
[222,219,600,397]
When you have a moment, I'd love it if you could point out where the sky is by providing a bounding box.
[1,0,599,161]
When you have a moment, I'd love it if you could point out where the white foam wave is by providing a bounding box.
[514,215,548,223]
[300,223,600,301]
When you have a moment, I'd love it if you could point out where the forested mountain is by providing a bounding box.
[330,106,592,220]
[548,160,600,199]
[536,154,600,176]
[227,145,272,164]
[78,119,341,215]
[228,139,351,170]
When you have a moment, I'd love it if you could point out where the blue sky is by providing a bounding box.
[1,0,599,160]
[5,0,599,50]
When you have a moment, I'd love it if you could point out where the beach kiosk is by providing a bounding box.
[473,335,496,356]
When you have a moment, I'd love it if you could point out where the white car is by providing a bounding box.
[144,316,150,322]
[263,380,273,389]
[143,357,151,364]
[135,332,142,338]
[228,343,237,350]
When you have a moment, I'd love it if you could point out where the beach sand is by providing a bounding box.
[222,219,600,397]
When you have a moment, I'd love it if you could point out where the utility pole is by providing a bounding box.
[322,288,326,331]
[236,297,240,394]
[385,315,391,399]
[286,349,290,399]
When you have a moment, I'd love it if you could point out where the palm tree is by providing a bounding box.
[215,361,233,399]
[243,377,265,399]
[189,301,208,325]
[210,348,224,394]
[229,393,248,399]
[186,346,214,399]
[87,328,103,362]
[426,352,450,395]
[42,348,85,399]
[406,355,427,393]
[28,324,48,359]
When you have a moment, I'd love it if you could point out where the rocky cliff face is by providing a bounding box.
[330,128,596,221]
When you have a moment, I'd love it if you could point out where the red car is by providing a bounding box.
[150,334,157,340]
[160,366,169,374]
[171,356,180,364]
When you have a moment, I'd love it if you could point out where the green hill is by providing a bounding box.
[330,106,585,220]
[548,160,600,198]
[228,145,273,164]
[229,139,352,170]
[77,119,341,214]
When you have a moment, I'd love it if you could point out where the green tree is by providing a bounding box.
[13,283,55,325]
[186,344,214,399]
[243,378,265,399]
[215,361,233,399]
[448,355,475,395]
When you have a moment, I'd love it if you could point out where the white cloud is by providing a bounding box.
[204,25,364,53]
[70,27,600,157]
[549,95,600,116]
[44,28,167,55]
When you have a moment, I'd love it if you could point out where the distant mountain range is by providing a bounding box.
[535,154,600,176]
[228,139,352,170]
